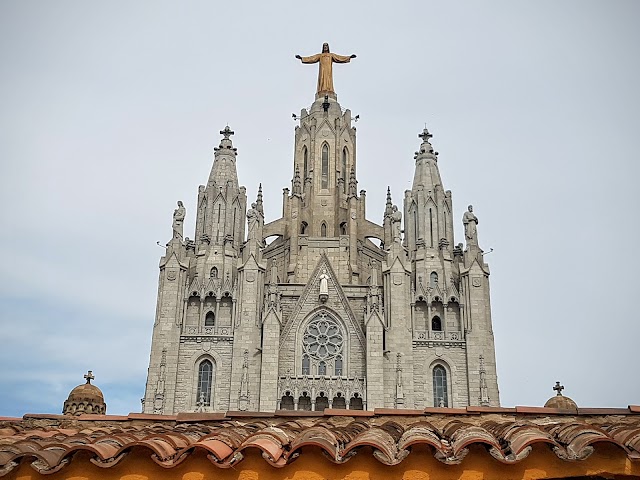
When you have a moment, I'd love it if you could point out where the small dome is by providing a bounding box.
[544,382,577,411]
[63,371,107,416]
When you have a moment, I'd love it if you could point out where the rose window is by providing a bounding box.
[303,315,343,360]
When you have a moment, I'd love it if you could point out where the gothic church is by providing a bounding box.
[143,45,500,413]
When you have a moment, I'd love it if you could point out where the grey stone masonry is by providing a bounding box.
[143,88,500,414]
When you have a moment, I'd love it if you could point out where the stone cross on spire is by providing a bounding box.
[84,370,95,384]
[553,381,565,396]
[220,125,234,139]
[418,128,432,144]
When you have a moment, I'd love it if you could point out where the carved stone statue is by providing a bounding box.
[319,272,329,302]
[172,201,186,239]
[246,202,258,240]
[390,205,402,243]
[462,205,478,246]
[296,43,356,95]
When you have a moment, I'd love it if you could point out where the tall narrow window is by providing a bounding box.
[321,144,329,188]
[443,210,447,238]
[432,316,442,331]
[205,311,215,327]
[321,222,327,237]
[433,365,448,407]
[335,356,343,376]
[303,146,308,179]
[217,204,221,223]
[413,209,418,243]
[302,355,310,375]
[430,272,438,288]
[342,148,348,193]
[318,361,327,376]
[429,208,434,247]
[210,267,218,278]
[232,208,236,238]
[300,221,308,234]
[196,360,213,406]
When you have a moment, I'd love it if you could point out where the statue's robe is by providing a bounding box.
[300,52,352,94]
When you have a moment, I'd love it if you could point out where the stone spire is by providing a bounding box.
[208,126,239,189]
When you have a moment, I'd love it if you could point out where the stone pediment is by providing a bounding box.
[279,253,366,351]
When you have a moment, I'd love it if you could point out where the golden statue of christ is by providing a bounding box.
[296,43,356,95]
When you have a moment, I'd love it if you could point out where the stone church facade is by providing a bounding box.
[143,71,500,413]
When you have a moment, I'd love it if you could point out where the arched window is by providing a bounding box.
[431,316,442,331]
[302,355,310,375]
[316,392,329,411]
[429,208,434,247]
[350,392,363,410]
[205,311,215,327]
[413,208,418,243]
[321,222,327,237]
[430,272,438,288]
[433,365,448,407]
[335,356,343,376]
[210,267,218,279]
[303,146,308,179]
[300,221,308,234]
[298,392,311,411]
[340,222,347,235]
[333,392,346,409]
[342,148,348,193]
[280,391,294,410]
[318,361,327,376]
[196,360,213,407]
[321,144,329,188]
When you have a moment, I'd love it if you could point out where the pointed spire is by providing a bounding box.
[348,166,357,197]
[292,166,302,195]
[256,183,264,216]
[385,186,393,217]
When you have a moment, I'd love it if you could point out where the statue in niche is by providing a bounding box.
[172,201,186,239]
[296,43,356,95]
[463,205,478,246]
[390,205,402,243]
[319,272,329,303]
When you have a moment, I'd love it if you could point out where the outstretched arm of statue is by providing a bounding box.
[331,53,354,63]
[297,53,320,64]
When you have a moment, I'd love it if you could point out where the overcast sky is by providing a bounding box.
[0,1,638,417]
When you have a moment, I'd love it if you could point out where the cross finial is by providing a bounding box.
[84,370,95,384]
[418,128,432,144]
[553,381,564,396]
[220,125,234,139]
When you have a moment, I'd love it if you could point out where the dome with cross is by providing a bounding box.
[544,381,578,411]
[62,371,107,416]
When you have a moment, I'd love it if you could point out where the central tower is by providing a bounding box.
[143,45,500,414]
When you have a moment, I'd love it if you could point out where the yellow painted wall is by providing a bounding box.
[8,444,639,480]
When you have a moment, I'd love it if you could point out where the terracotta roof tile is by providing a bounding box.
[1,410,639,476]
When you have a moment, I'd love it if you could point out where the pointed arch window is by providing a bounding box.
[433,365,448,407]
[302,355,310,375]
[321,222,327,237]
[431,315,442,331]
[196,360,213,407]
[205,311,215,327]
[342,148,348,193]
[430,272,438,288]
[321,144,329,189]
[413,208,418,244]
[300,221,308,234]
[335,356,343,376]
[210,267,218,279]
[429,208,434,247]
[318,361,327,376]
[303,146,308,180]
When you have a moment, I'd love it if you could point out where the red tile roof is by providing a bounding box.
[0,407,639,476]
